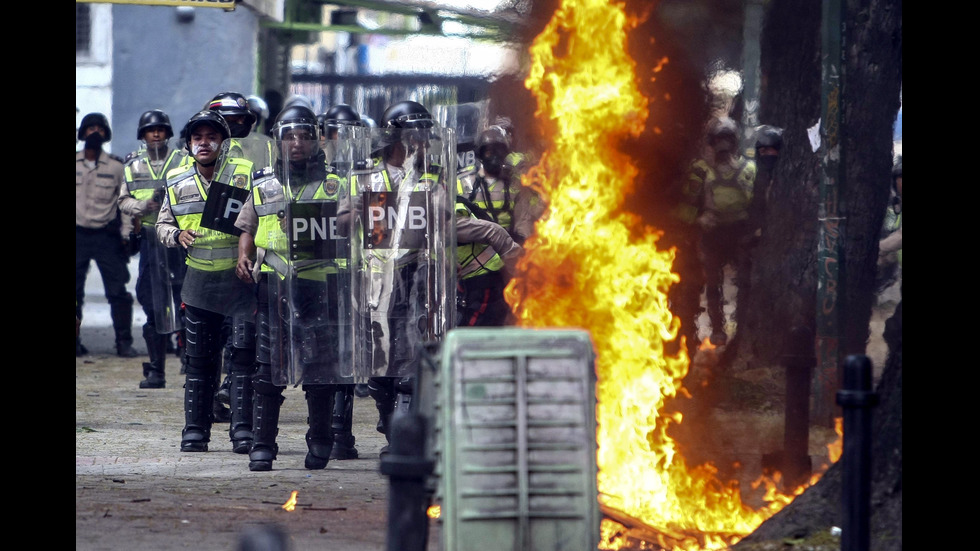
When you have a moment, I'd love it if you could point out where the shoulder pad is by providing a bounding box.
[108,153,126,164]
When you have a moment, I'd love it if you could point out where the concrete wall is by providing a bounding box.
[76,4,115,152]
[109,5,260,158]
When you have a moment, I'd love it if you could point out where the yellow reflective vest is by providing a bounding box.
[164,157,254,272]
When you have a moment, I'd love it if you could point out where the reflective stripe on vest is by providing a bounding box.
[125,148,186,227]
[166,157,253,272]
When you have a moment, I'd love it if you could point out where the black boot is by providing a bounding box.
[249,393,282,471]
[212,369,231,423]
[304,386,336,470]
[180,376,214,452]
[111,296,139,358]
[139,327,167,389]
[228,373,254,454]
[369,378,396,457]
[330,385,358,460]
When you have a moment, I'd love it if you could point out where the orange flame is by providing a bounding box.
[282,490,298,512]
[827,417,843,463]
[506,0,808,548]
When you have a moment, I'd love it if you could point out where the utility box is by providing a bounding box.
[423,327,600,551]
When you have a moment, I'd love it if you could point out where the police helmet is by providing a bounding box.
[754,125,784,152]
[272,105,320,142]
[137,109,174,140]
[282,94,314,112]
[246,95,269,125]
[321,104,364,137]
[78,112,112,142]
[476,125,511,176]
[381,100,434,129]
[182,110,231,144]
[206,92,256,136]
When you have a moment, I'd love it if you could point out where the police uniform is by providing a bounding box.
[119,145,189,387]
[76,147,136,356]
[235,155,346,471]
[454,196,522,327]
[350,151,442,453]
[155,152,255,453]
[682,150,757,344]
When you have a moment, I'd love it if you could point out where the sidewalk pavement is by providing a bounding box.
[76,257,441,550]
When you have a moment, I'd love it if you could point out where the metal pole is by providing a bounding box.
[815,0,845,428]
[836,355,878,551]
[381,407,434,551]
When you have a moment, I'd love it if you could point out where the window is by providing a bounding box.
[76,4,91,57]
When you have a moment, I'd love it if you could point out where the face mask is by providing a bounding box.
[758,155,778,172]
[228,121,251,138]
[84,132,105,151]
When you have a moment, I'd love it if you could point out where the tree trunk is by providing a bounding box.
[724,0,902,381]
[731,0,902,547]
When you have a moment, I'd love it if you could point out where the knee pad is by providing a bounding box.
[252,376,283,397]
[232,317,256,349]
[184,310,219,361]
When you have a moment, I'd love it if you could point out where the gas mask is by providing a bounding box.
[84,132,105,151]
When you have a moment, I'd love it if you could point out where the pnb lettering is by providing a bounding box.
[293,217,341,240]
[368,206,427,230]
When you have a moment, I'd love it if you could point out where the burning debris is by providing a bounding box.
[505,0,837,548]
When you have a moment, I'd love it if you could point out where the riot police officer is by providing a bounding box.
[345,100,455,455]
[683,117,757,346]
[234,104,352,471]
[155,110,257,453]
[470,125,545,247]
[318,103,368,461]
[206,91,272,423]
[207,91,275,168]
[119,109,189,388]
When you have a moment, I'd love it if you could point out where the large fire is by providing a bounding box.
[504,0,811,548]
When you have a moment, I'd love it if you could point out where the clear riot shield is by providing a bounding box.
[434,101,487,195]
[147,232,186,334]
[269,129,357,386]
[350,124,457,379]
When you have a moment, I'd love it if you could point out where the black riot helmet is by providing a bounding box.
[181,110,231,147]
[754,125,784,153]
[78,112,112,142]
[246,95,269,129]
[137,109,174,140]
[381,100,434,129]
[321,104,364,139]
[206,92,256,138]
[272,105,321,162]
[476,125,510,177]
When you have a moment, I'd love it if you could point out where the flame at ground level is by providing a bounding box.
[505,1,815,548]
[282,490,298,512]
